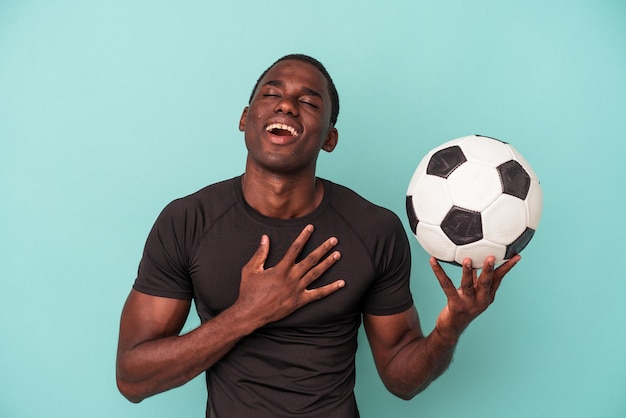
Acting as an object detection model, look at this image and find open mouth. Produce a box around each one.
[266,123,299,137]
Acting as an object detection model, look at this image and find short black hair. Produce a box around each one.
[248,54,340,126]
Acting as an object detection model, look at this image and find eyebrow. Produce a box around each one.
[263,80,322,98]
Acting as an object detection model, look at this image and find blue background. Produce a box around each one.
[1,1,625,417]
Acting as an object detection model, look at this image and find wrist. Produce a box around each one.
[432,324,461,348]
[221,302,266,336]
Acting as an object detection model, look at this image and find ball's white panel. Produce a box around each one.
[526,179,543,229]
[415,223,456,262]
[510,145,539,181]
[447,161,502,211]
[458,135,514,167]
[409,175,454,225]
[482,194,528,244]
[455,240,507,268]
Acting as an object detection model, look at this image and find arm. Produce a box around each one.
[116,225,344,403]
[116,290,249,403]
[364,255,520,400]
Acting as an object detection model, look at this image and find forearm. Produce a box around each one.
[382,327,459,400]
[116,304,260,403]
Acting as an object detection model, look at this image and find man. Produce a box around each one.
[116,54,519,417]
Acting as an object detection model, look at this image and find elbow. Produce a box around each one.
[116,376,146,404]
[383,376,429,401]
[395,391,417,401]
[116,377,148,404]
[116,361,149,404]
[390,386,422,401]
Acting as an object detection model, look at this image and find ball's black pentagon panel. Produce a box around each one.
[498,160,531,199]
[441,206,483,245]
[426,146,467,178]
[505,227,535,259]
[405,195,419,233]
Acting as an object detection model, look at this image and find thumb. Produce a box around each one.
[249,234,270,271]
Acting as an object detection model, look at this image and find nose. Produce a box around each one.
[274,95,298,116]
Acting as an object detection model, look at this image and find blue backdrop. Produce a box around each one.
[1,1,625,417]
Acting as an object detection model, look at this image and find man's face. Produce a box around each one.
[239,59,338,175]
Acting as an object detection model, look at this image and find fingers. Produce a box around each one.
[280,226,344,306]
[475,256,495,303]
[460,259,476,297]
[303,279,345,303]
[295,232,341,290]
[495,254,521,277]
[432,256,506,301]
[282,224,316,265]
[430,257,458,299]
[245,234,270,272]
[260,225,342,292]
[280,224,341,281]
[491,254,521,294]
[431,255,520,332]
[299,247,342,288]
[297,234,338,268]
[472,255,520,301]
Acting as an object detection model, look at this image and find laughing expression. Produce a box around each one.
[239,59,338,175]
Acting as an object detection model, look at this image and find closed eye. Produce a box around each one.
[299,99,319,108]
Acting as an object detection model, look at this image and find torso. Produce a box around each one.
[134,176,413,417]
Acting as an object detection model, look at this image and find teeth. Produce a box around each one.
[266,123,299,137]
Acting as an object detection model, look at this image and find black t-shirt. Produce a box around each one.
[134,176,414,418]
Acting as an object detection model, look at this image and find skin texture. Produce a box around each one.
[116,58,520,404]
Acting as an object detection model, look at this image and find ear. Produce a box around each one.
[322,126,338,153]
[239,107,249,132]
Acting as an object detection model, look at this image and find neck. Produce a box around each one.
[241,168,323,219]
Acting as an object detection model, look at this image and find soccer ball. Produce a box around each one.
[406,135,542,268]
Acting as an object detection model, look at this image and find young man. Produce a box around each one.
[116,54,519,417]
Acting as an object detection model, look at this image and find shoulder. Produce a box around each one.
[324,179,403,230]
[153,177,240,236]
[162,177,239,217]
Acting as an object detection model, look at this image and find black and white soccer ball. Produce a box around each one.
[406,135,542,268]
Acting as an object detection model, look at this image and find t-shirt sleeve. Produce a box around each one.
[362,211,414,316]
[132,200,195,300]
